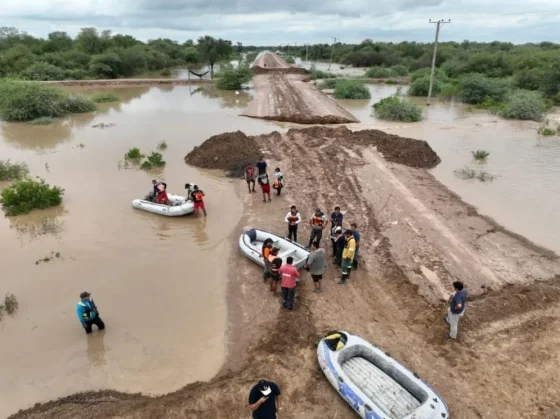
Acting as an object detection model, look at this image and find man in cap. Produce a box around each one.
[339,229,356,284]
[248,379,281,419]
[76,292,105,334]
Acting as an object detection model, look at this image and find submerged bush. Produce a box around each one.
[0,177,64,216]
[317,79,340,89]
[0,80,68,121]
[160,69,172,77]
[0,159,29,181]
[216,67,252,90]
[22,62,66,81]
[4,293,18,314]
[125,147,144,160]
[499,90,549,121]
[408,75,443,97]
[64,94,96,113]
[373,96,423,122]
[90,92,120,103]
[472,150,490,160]
[390,65,409,76]
[333,80,371,99]
[145,151,166,167]
[459,73,509,104]
[308,66,337,80]
[365,67,392,78]
[285,56,296,64]
[537,120,560,136]
[454,167,495,182]
[410,68,448,83]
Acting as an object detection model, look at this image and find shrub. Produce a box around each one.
[285,56,296,64]
[408,75,443,97]
[64,94,96,113]
[90,92,120,103]
[365,67,392,78]
[157,140,168,150]
[472,150,490,160]
[145,151,165,167]
[373,96,423,122]
[0,177,64,216]
[160,69,171,77]
[308,68,337,80]
[4,294,18,314]
[29,117,56,125]
[459,73,509,104]
[125,147,144,160]
[22,62,66,81]
[410,68,448,83]
[0,159,29,181]
[390,65,409,76]
[499,90,549,121]
[317,79,340,89]
[216,67,252,90]
[333,80,371,99]
[0,80,68,121]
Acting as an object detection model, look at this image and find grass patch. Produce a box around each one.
[125,147,144,160]
[90,92,120,103]
[0,159,29,181]
[64,94,96,113]
[472,150,490,160]
[454,167,495,182]
[373,96,423,122]
[157,140,168,151]
[29,117,56,125]
[333,80,371,100]
[0,177,64,216]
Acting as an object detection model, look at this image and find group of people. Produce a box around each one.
[145,179,207,217]
[245,156,285,203]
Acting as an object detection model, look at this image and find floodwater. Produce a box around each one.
[0,85,275,418]
[296,58,366,77]
[336,84,560,254]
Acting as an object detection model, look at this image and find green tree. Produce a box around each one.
[112,34,139,49]
[76,28,106,55]
[89,53,122,78]
[42,32,73,53]
[197,36,232,78]
[182,46,198,63]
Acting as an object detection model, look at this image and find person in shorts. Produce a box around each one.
[304,241,326,293]
[190,185,207,217]
[269,252,283,294]
[258,173,271,203]
[245,163,257,193]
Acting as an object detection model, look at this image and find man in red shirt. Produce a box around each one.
[278,256,300,311]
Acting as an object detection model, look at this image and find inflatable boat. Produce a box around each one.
[317,331,449,419]
[239,228,310,269]
[131,193,194,217]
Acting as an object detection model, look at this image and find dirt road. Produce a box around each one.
[242,73,359,124]
[14,126,560,419]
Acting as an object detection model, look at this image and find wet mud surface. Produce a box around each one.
[13,126,560,419]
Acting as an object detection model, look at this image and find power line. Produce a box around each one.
[427,19,450,105]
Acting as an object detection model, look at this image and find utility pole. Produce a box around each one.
[328,37,338,71]
[305,43,309,63]
[427,19,450,105]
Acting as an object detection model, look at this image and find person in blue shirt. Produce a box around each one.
[446,281,467,340]
[76,291,105,334]
[350,222,361,269]
[256,156,267,176]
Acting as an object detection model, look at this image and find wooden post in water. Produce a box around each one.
[328,37,338,71]
[427,19,450,105]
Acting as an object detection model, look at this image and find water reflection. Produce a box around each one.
[188,85,252,109]
[86,331,107,368]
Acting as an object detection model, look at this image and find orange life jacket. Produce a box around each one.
[193,191,204,202]
[273,179,280,188]
[263,247,271,259]
[311,215,324,227]
[287,214,299,223]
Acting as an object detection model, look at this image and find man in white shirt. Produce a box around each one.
[284,205,302,242]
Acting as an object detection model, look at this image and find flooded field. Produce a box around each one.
[0,85,275,418]
[336,85,560,254]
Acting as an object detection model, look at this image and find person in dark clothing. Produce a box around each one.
[76,291,105,334]
[333,227,345,265]
[351,222,361,269]
[256,156,267,176]
[285,205,302,242]
[446,281,468,340]
[330,206,344,228]
[261,239,274,281]
[308,208,327,248]
[248,379,281,419]
[269,254,283,293]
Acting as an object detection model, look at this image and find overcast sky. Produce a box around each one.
[1,0,559,45]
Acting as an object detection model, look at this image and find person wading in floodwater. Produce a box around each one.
[76,291,105,334]
[190,185,207,217]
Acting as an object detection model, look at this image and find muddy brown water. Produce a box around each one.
[336,84,560,254]
[0,85,276,418]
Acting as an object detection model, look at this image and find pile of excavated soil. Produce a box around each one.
[287,126,441,169]
[184,131,281,177]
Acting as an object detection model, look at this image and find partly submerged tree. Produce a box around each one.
[197,36,232,78]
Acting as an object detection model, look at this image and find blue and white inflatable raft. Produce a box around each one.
[317,331,449,419]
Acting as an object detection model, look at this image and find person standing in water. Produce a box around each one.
[245,163,257,193]
[285,205,301,242]
[258,173,272,203]
[76,292,105,334]
[190,185,207,217]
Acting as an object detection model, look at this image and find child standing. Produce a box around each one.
[273,167,284,196]
[258,173,271,203]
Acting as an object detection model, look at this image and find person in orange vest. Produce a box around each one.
[190,184,207,217]
[308,208,327,248]
[261,239,274,282]
[284,205,301,242]
[272,167,284,196]
[268,248,283,293]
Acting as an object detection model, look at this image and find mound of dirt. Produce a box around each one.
[287,126,441,169]
[184,131,282,177]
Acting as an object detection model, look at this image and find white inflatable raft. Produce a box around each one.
[131,193,194,217]
[317,331,449,419]
[239,228,310,269]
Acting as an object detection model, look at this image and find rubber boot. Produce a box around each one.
[339,274,348,284]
